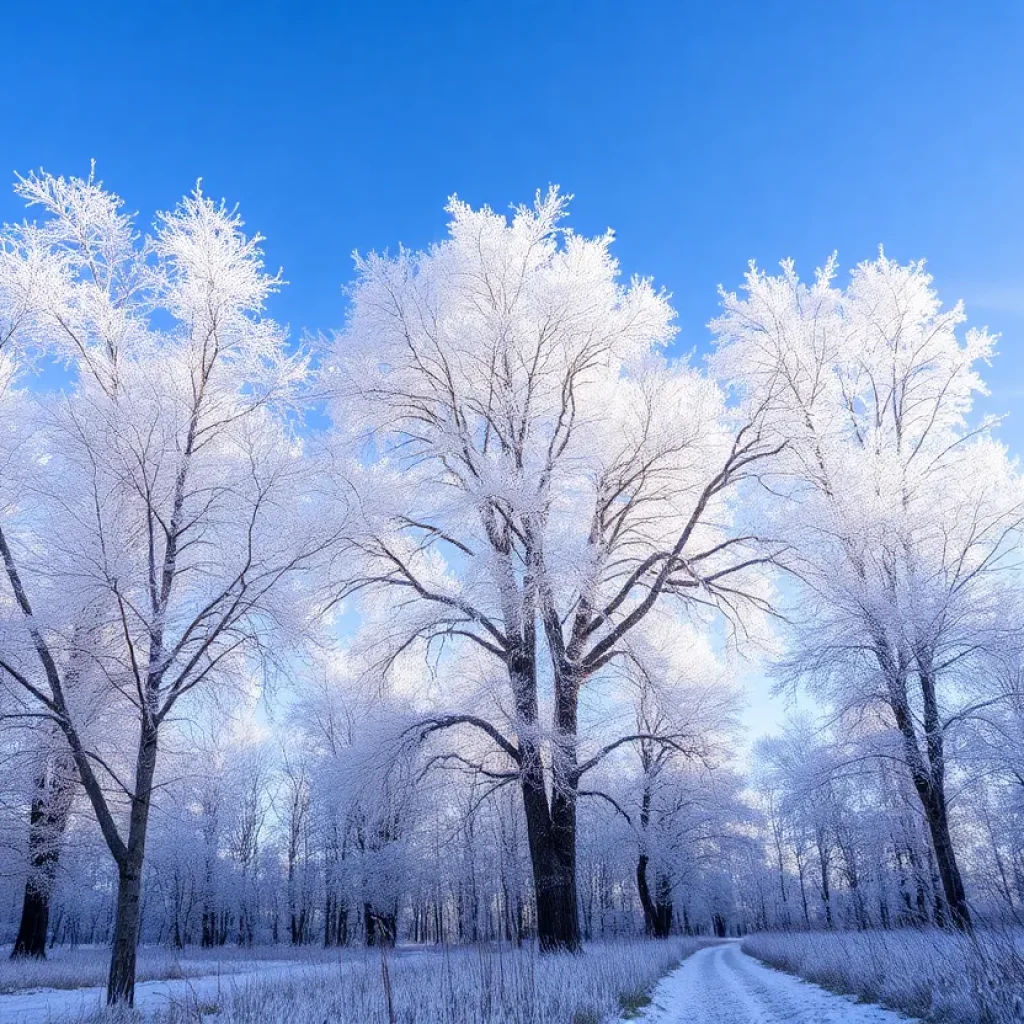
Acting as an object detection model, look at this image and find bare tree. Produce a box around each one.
[0,170,334,1001]
[715,253,1024,930]
[326,190,780,949]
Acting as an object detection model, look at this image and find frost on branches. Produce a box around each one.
[0,170,334,1004]
[1,172,1024,1022]
[714,253,1024,931]
[324,189,781,951]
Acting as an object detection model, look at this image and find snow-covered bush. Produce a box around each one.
[743,928,1024,1023]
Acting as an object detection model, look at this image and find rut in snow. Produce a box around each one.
[639,942,915,1024]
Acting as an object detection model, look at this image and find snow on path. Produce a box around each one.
[0,959,322,1023]
[638,941,915,1023]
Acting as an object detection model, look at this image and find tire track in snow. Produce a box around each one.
[637,941,916,1023]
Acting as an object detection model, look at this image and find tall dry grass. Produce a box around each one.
[61,938,709,1024]
[743,927,1024,1023]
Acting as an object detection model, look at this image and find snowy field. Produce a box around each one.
[0,939,709,1023]
[0,943,347,995]
[7,936,1007,1024]
[743,928,1024,1024]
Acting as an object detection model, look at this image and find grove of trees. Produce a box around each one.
[1,171,1022,1005]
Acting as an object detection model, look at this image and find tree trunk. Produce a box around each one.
[634,771,672,938]
[653,872,673,937]
[636,852,656,934]
[817,831,833,927]
[520,767,580,951]
[107,866,143,1005]
[510,649,581,953]
[106,725,159,1006]
[798,865,810,927]
[889,650,972,931]
[363,904,396,947]
[921,788,970,930]
[11,883,52,960]
[11,757,74,959]
[895,718,971,929]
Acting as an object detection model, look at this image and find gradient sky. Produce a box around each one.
[4,0,1023,737]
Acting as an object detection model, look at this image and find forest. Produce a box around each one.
[0,170,1022,1024]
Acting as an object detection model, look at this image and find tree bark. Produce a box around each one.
[11,760,73,959]
[11,883,51,960]
[636,855,673,937]
[106,724,159,1006]
[508,646,581,953]
[890,655,972,932]
[363,904,396,947]
[107,865,143,1004]
[520,759,580,951]
[919,783,970,930]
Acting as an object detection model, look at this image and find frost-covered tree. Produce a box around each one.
[0,170,333,1001]
[715,253,1024,929]
[577,624,740,937]
[326,190,779,949]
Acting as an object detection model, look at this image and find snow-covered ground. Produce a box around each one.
[0,939,700,1023]
[0,958,326,1023]
[638,941,915,1024]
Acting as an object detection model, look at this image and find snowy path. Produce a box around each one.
[638,941,915,1023]
[0,959,320,1023]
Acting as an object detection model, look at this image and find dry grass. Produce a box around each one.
[742,927,1024,1023]
[0,943,342,994]
[51,938,711,1024]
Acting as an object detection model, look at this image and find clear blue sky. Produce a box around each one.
[3,0,1023,440]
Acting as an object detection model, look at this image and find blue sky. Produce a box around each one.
[4,1,1023,421]
[5,0,1021,739]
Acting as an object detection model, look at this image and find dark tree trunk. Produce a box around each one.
[923,797,966,926]
[635,772,672,938]
[11,757,74,959]
[637,855,673,937]
[652,873,673,937]
[363,904,396,947]
[817,835,833,928]
[520,766,580,951]
[880,645,972,932]
[324,894,334,947]
[11,884,51,960]
[106,725,159,1006]
[509,648,581,953]
[201,909,216,948]
[107,865,143,1005]
[891,655,972,932]
[914,770,970,929]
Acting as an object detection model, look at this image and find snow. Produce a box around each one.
[0,940,697,1023]
[0,960,314,1023]
[637,941,916,1024]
